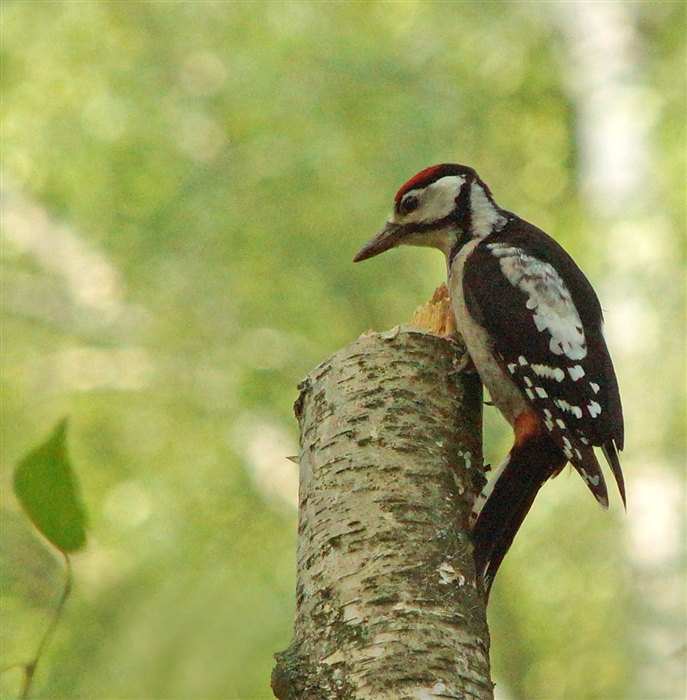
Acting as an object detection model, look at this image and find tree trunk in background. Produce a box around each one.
[273,292,493,700]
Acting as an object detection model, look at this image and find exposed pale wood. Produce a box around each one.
[409,283,458,337]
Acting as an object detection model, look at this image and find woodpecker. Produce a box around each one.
[354,163,625,597]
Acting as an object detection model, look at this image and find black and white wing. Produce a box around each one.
[463,217,625,506]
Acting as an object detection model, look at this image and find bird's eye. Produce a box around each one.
[398,195,420,216]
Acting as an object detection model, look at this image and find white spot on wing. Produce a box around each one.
[562,435,574,458]
[518,355,528,366]
[590,381,600,394]
[532,363,565,382]
[555,398,584,419]
[535,386,548,398]
[568,364,586,381]
[543,408,555,430]
[588,400,602,417]
[579,466,600,486]
[488,243,587,360]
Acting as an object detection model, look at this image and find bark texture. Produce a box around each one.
[273,326,493,700]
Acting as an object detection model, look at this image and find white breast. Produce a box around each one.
[448,239,528,426]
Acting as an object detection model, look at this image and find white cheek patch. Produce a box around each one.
[488,243,587,360]
[400,175,465,224]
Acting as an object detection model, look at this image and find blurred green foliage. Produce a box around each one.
[1,2,684,699]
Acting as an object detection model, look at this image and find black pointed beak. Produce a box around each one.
[353,222,404,262]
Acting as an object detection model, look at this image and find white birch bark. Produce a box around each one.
[273,321,493,700]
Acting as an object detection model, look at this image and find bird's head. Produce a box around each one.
[354,163,504,263]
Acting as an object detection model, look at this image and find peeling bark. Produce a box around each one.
[273,317,493,699]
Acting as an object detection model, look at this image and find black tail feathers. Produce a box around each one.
[472,436,567,599]
[602,441,626,508]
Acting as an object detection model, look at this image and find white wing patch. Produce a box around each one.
[488,243,587,360]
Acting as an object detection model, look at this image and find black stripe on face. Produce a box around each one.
[446,178,473,263]
[453,176,473,230]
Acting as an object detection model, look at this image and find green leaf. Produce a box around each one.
[13,419,88,553]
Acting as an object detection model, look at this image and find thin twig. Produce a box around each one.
[19,553,73,700]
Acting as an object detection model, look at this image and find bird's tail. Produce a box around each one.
[471,435,566,599]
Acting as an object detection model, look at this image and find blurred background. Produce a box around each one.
[1,2,684,698]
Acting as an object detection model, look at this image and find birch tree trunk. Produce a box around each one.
[273,291,493,700]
